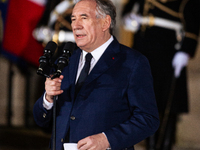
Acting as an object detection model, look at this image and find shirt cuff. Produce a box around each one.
[43,92,53,110]
[102,132,111,150]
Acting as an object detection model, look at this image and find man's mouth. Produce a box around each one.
[76,34,86,38]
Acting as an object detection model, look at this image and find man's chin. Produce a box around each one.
[76,42,86,49]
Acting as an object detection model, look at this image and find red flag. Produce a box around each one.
[2,0,45,66]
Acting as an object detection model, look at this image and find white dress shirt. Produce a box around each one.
[43,36,114,110]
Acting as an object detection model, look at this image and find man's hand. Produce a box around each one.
[77,133,110,150]
[45,75,64,103]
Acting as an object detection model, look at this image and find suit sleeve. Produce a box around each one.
[33,66,71,129]
[33,93,54,128]
[104,55,160,150]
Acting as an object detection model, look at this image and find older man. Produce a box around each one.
[33,0,159,150]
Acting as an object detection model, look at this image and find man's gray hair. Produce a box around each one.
[77,0,116,35]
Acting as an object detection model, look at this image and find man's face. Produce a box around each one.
[71,0,105,52]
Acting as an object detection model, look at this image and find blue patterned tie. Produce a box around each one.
[75,53,93,97]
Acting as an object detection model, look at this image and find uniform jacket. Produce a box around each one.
[122,0,200,113]
[33,37,159,150]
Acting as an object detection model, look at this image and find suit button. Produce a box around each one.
[70,116,76,120]
[61,138,64,142]
[43,113,46,118]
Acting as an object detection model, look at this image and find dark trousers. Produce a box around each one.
[146,114,177,150]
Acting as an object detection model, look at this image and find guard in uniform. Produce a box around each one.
[33,0,77,61]
[122,0,200,150]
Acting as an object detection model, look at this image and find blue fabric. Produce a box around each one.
[33,37,160,150]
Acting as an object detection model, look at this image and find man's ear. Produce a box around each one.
[102,15,111,32]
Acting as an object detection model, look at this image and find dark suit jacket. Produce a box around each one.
[33,37,159,150]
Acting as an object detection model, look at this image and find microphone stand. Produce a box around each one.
[37,66,58,150]
[52,95,58,150]
[156,75,177,149]
[37,42,74,150]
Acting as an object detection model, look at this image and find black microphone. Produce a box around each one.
[37,41,58,77]
[51,42,75,79]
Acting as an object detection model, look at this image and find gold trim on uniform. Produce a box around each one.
[53,10,59,16]
[148,15,155,26]
[179,0,190,29]
[185,32,198,41]
[142,0,183,31]
[142,0,152,31]
[159,0,178,3]
[143,0,151,16]
[147,0,181,18]
[57,16,72,31]
[52,32,59,44]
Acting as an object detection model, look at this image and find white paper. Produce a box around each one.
[63,143,78,150]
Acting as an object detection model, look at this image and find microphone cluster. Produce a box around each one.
[37,41,75,79]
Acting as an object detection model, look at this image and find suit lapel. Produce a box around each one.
[87,40,121,84]
[68,49,82,101]
[75,38,122,100]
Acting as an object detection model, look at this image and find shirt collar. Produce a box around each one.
[81,36,114,62]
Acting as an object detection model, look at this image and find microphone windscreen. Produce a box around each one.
[44,41,58,54]
[63,42,75,53]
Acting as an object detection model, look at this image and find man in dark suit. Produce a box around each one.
[33,0,159,150]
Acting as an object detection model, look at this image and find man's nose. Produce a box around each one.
[72,20,83,30]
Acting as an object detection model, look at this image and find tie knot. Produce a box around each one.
[85,53,92,62]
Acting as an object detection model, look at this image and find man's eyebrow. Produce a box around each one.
[80,14,88,17]
[71,14,88,18]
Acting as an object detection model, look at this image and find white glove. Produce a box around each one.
[123,13,141,32]
[48,0,75,26]
[172,51,190,78]
[58,30,75,42]
[32,26,53,44]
